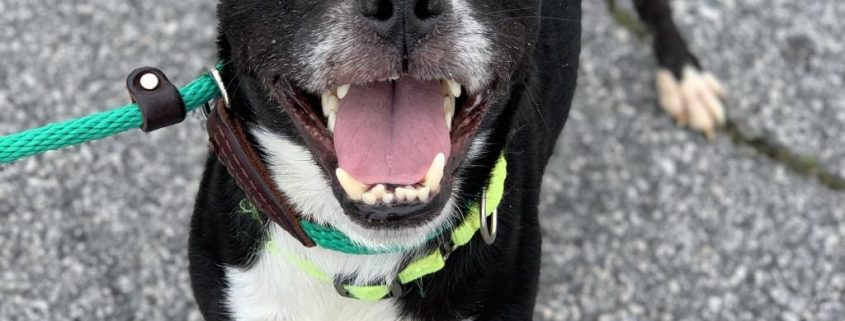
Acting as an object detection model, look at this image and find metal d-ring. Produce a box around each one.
[206,65,230,109]
[479,189,498,245]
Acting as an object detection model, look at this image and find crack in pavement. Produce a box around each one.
[724,120,845,191]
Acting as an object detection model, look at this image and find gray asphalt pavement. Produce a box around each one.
[1,0,843,320]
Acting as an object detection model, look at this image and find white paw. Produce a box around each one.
[655,66,726,140]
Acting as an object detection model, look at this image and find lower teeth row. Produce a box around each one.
[335,153,446,205]
[361,184,432,205]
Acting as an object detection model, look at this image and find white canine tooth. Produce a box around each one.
[336,168,367,201]
[321,91,331,116]
[336,84,350,99]
[443,80,461,97]
[362,192,377,205]
[383,193,395,204]
[424,153,446,193]
[418,187,431,202]
[444,97,455,130]
[322,93,340,117]
[404,186,418,201]
[328,110,337,132]
[371,184,387,198]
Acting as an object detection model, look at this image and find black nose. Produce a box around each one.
[357,0,447,57]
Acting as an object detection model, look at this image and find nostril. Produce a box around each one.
[414,0,445,20]
[358,0,394,21]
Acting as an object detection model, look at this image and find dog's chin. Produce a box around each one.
[258,74,497,242]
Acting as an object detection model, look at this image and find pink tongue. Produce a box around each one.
[334,78,450,185]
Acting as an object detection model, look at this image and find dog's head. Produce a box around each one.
[217,0,540,248]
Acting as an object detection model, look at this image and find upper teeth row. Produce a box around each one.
[336,153,446,205]
[321,80,462,133]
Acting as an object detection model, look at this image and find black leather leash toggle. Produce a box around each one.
[126,66,187,132]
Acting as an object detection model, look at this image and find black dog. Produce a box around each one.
[190,0,724,320]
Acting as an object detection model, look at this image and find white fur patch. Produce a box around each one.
[225,225,408,321]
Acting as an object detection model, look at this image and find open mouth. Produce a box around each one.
[270,76,492,227]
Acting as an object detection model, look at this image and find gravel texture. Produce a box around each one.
[0,1,842,320]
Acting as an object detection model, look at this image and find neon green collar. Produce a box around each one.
[240,154,508,301]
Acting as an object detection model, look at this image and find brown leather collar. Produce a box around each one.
[207,100,316,247]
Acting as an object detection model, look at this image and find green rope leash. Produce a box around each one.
[239,198,418,255]
[0,66,222,164]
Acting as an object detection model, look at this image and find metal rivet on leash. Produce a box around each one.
[479,189,498,245]
[139,73,160,90]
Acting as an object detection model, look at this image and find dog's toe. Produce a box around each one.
[655,66,727,140]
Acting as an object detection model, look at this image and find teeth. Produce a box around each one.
[327,110,337,132]
[404,186,419,201]
[336,168,368,201]
[383,193,395,204]
[395,188,407,202]
[347,184,438,204]
[418,187,431,202]
[444,97,455,130]
[338,158,445,205]
[322,92,340,117]
[362,192,378,205]
[336,84,350,99]
[424,153,446,193]
[371,184,386,198]
[443,80,461,97]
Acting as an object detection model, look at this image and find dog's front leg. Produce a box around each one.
[633,0,727,140]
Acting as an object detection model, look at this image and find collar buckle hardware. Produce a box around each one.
[439,239,456,261]
[333,277,403,300]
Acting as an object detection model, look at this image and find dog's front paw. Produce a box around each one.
[655,66,726,140]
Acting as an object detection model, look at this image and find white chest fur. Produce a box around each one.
[224,225,410,321]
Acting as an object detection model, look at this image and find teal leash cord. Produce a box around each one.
[0,66,222,164]
[238,199,416,255]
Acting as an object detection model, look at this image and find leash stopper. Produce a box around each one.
[126,66,186,132]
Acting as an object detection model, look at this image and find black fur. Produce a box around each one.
[633,0,703,78]
[190,0,699,320]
